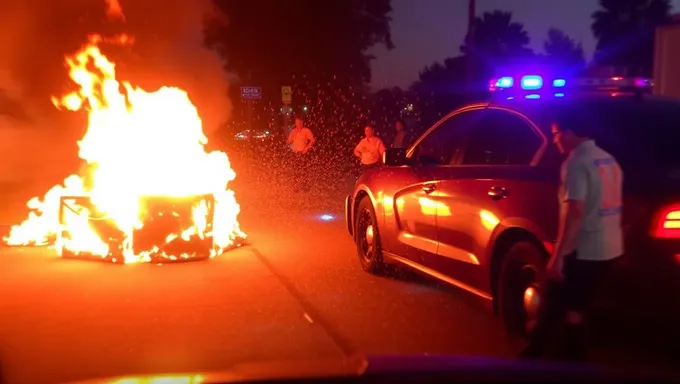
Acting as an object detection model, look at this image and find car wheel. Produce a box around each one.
[354,197,386,274]
[498,241,546,337]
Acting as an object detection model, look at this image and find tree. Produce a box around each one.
[368,86,409,131]
[410,11,533,126]
[204,0,394,99]
[411,57,468,93]
[543,28,586,69]
[460,10,533,78]
[592,0,672,76]
[409,56,471,127]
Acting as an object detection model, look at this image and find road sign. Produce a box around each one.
[281,86,292,104]
[240,87,262,100]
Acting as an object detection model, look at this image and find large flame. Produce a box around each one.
[3,35,245,263]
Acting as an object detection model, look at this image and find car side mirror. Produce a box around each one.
[383,148,407,166]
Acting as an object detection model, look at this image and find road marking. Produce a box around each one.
[250,247,357,358]
[303,312,314,324]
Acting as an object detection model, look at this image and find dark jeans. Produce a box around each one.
[292,152,311,190]
[523,252,619,361]
[361,162,380,171]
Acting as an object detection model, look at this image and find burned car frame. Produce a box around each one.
[58,194,217,263]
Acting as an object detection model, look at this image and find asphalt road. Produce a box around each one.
[0,148,677,384]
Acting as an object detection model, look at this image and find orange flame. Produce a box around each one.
[3,36,245,263]
[104,0,126,21]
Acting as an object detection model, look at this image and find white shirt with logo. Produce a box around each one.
[355,137,386,165]
[559,140,623,261]
[288,127,314,153]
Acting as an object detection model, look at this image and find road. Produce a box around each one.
[0,149,677,384]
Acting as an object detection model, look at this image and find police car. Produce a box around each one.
[345,73,680,335]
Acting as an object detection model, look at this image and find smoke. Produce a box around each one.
[0,0,231,195]
[108,0,232,135]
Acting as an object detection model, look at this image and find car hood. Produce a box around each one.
[65,354,652,383]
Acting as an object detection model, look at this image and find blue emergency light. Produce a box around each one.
[521,75,542,90]
[553,79,566,87]
[495,77,513,88]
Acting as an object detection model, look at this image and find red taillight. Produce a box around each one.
[651,204,680,238]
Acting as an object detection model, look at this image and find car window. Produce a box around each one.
[504,112,543,165]
[411,109,484,166]
[461,110,541,166]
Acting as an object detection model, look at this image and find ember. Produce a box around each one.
[3,35,246,263]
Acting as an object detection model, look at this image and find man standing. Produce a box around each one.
[521,117,623,361]
[392,119,410,149]
[354,125,386,170]
[287,117,315,190]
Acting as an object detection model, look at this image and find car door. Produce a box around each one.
[424,107,549,293]
[385,108,484,265]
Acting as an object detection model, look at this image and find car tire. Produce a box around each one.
[354,197,386,274]
[497,241,546,337]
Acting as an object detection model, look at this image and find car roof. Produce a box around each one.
[473,94,680,128]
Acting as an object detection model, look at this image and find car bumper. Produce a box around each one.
[604,240,680,319]
[345,195,353,237]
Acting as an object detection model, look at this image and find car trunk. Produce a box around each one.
[614,171,680,317]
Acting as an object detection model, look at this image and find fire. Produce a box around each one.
[3,35,245,263]
[104,0,125,21]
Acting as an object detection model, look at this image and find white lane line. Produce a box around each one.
[303,312,314,324]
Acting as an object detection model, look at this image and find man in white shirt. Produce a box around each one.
[521,115,623,361]
[288,118,314,153]
[353,125,385,170]
[287,118,315,190]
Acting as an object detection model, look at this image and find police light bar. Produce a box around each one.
[572,76,652,90]
[488,75,652,98]
[489,75,565,91]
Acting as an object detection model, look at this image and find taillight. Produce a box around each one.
[651,204,680,238]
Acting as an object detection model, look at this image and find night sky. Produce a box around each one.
[371,0,680,88]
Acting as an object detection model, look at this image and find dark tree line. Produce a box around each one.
[203,0,394,151]
[407,1,672,128]
[202,0,673,140]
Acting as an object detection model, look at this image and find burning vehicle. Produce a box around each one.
[3,35,246,263]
